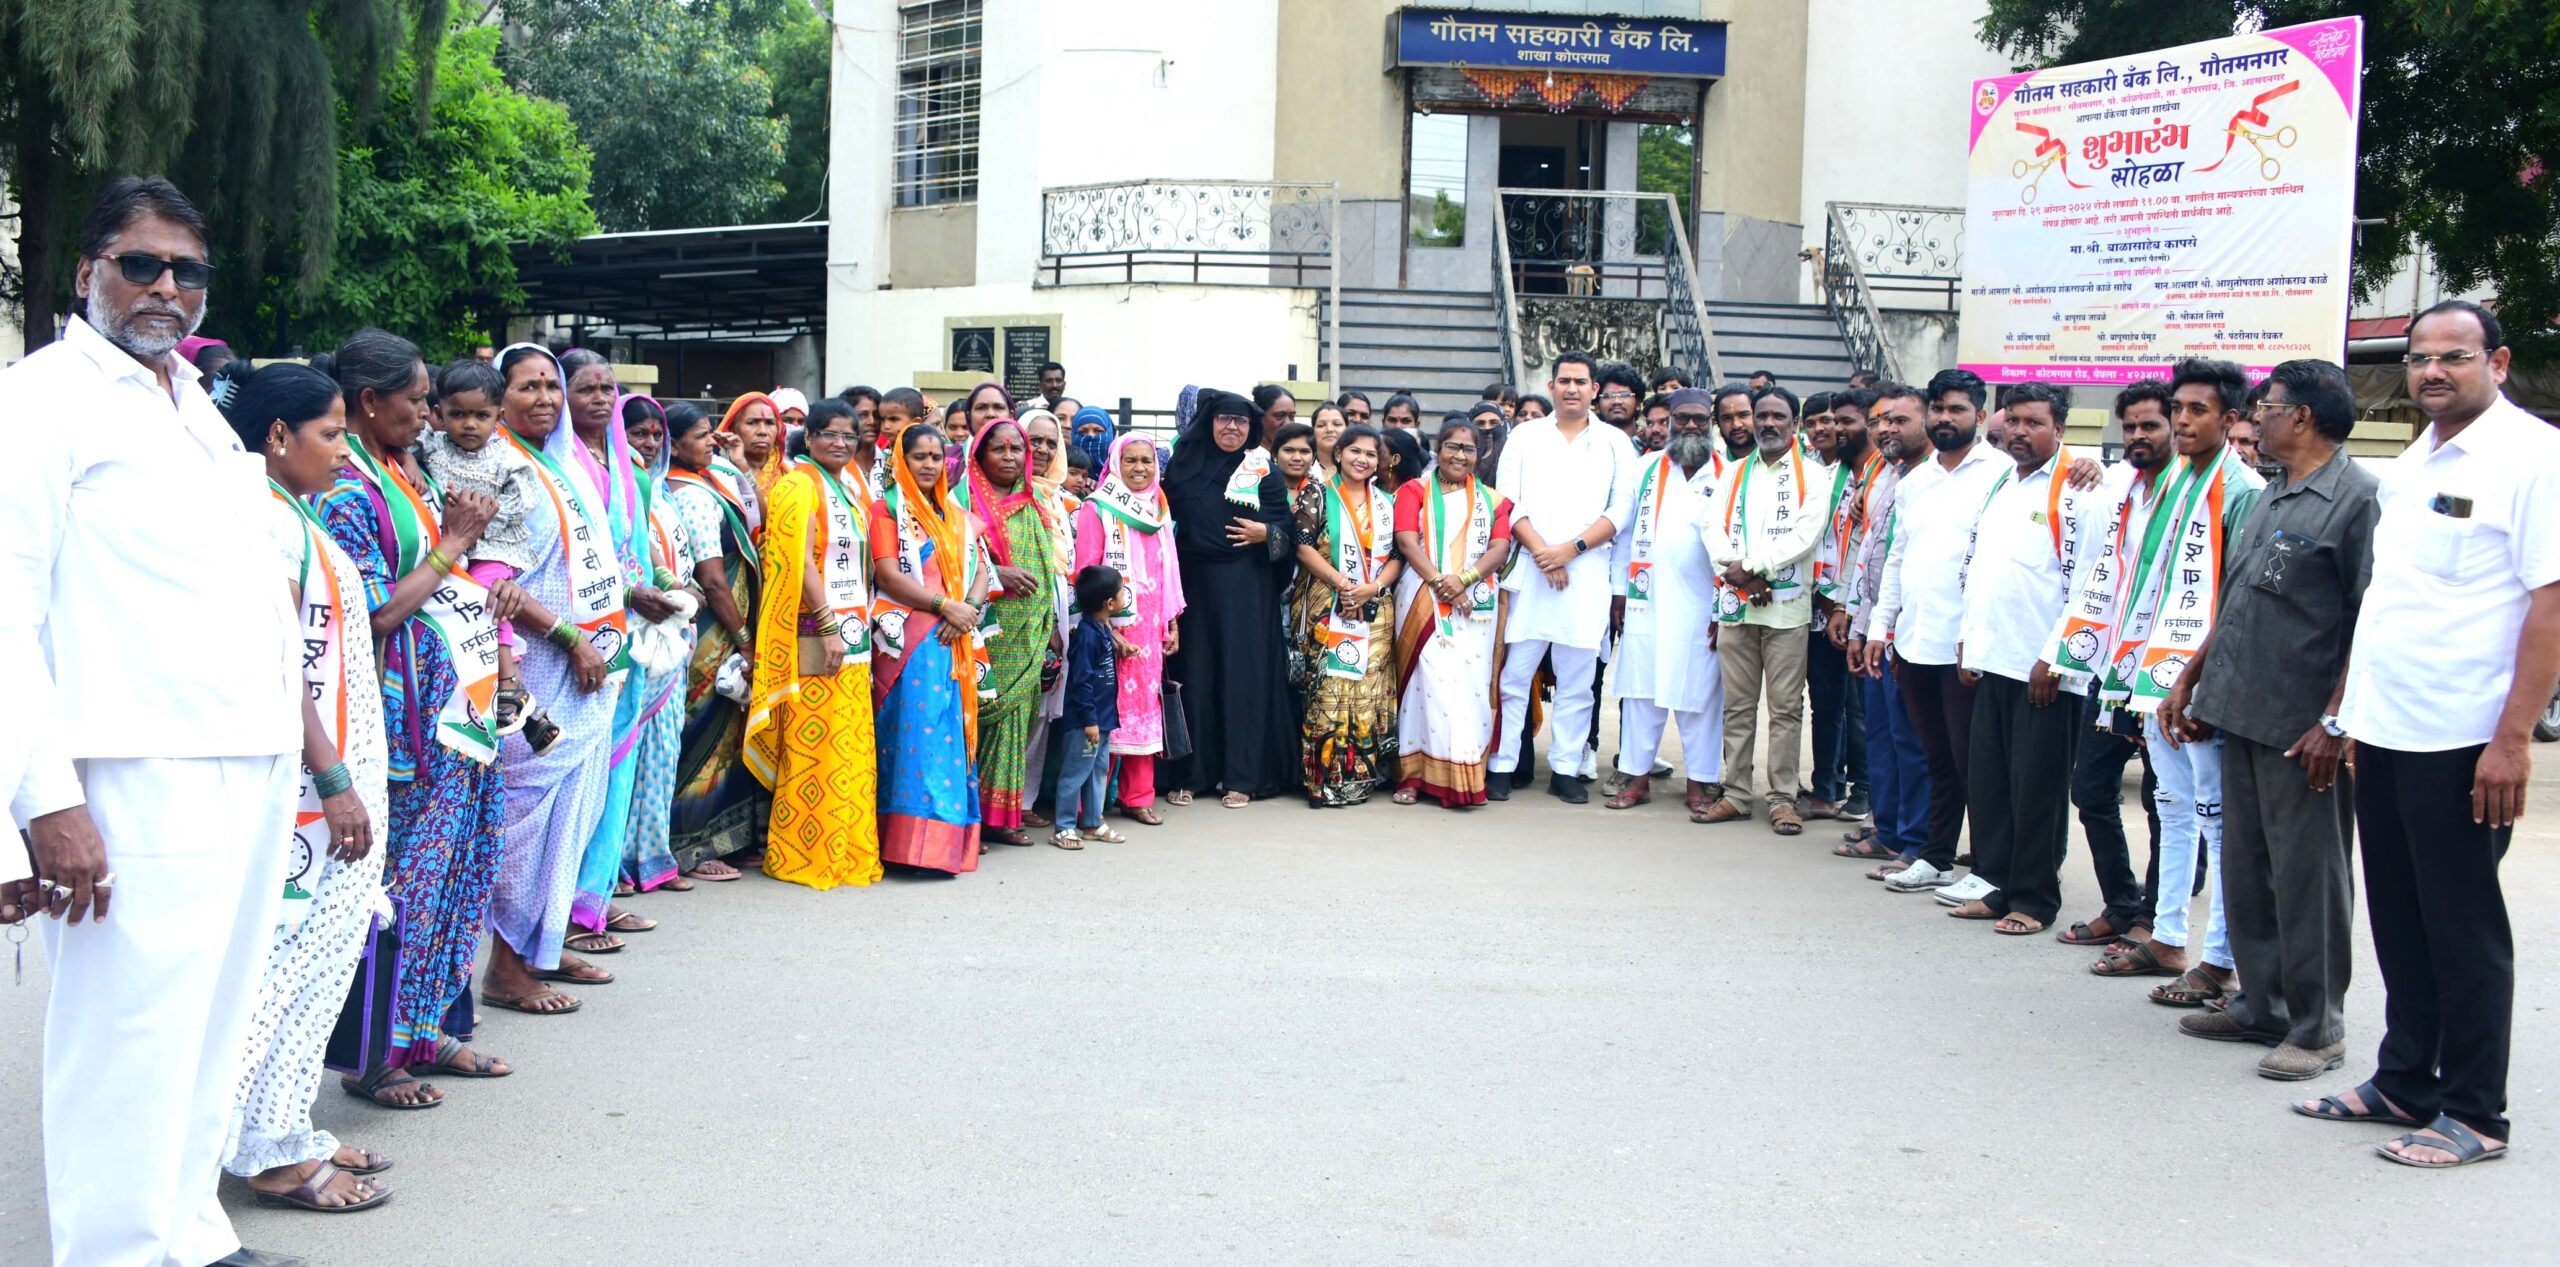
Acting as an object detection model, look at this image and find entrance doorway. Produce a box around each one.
[1498,115,1608,293]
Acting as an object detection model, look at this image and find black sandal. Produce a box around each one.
[2292,1080,2422,1127]
[2377,1115,2508,1168]
[339,1065,441,1110]
[428,1036,510,1078]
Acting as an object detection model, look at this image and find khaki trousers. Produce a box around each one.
[1715,621,1808,810]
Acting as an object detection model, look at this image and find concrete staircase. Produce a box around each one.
[1319,288,1507,417]
[1702,300,1857,392]
[1314,290,1863,413]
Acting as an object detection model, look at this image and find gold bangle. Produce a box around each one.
[423,546,455,576]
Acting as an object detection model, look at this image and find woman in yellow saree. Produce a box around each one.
[743,400,882,889]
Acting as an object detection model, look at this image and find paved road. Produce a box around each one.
[6,739,2558,1265]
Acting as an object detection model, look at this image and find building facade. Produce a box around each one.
[824,0,2012,413]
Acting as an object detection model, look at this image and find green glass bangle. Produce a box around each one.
[312,762,354,798]
[547,620,582,651]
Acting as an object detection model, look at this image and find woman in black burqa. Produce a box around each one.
[1161,387,1300,806]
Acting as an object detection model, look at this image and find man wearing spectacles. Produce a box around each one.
[1593,361,1646,446]
[2299,300,2560,1168]
[1,178,307,1266]
[2159,358,2376,1082]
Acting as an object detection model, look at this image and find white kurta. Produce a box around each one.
[1612,454,1724,713]
[1493,414,1638,651]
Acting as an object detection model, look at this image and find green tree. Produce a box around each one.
[1980,0,2560,364]
[218,26,595,358]
[761,0,830,222]
[0,0,449,348]
[508,0,789,231]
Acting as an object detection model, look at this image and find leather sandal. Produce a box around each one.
[251,1161,392,1213]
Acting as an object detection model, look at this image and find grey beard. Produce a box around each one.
[87,283,199,361]
[1667,431,1716,470]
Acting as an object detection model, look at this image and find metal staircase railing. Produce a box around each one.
[1490,187,1721,387]
[1821,200,1901,384]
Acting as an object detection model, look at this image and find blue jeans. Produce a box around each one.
[1055,729,1113,830]
[1806,629,1866,802]
[1861,669,1928,857]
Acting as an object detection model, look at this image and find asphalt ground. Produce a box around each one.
[6,723,2558,1265]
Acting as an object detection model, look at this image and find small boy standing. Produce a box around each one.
[1054,565,1127,849]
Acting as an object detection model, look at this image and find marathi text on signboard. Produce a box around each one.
[1392,9,1726,78]
[950,326,996,375]
[1002,326,1053,405]
[1957,18,2363,385]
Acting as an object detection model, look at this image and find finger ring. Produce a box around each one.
[96,871,115,888]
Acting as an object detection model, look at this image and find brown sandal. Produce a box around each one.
[1121,805,1164,825]
[1993,913,2046,935]
[481,985,582,1015]
[1945,899,1998,920]
[1604,784,1651,810]
[2056,913,2142,946]
[563,930,624,955]
[687,860,743,882]
[2150,966,2230,1008]
[1833,837,1897,860]
[1766,801,1805,836]
[428,1037,510,1078]
[251,1161,392,1214]
[2090,940,2182,978]
[603,910,656,933]
[1692,799,1746,825]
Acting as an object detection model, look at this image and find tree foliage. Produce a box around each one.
[761,0,829,222]
[218,26,595,359]
[0,0,449,345]
[1979,0,2560,365]
[507,0,791,231]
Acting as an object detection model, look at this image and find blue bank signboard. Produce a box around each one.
[1390,9,1728,78]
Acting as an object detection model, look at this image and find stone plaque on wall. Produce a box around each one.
[950,326,996,375]
[941,314,1063,403]
[1002,326,1053,403]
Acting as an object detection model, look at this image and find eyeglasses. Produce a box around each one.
[101,252,213,290]
[2403,349,2484,369]
[1670,411,1716,425]
[2249,400,2305,419]
[811,430,860,443]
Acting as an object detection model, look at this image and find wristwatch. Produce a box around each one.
[2319,713,2347,738]
[1572,538,1590,555]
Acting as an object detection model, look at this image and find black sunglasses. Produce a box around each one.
[102,252,213,290]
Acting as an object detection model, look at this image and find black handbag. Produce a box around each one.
[1160,678,1194,761]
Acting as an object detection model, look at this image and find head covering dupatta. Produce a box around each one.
[719,391,791,510]
[882,429,983,752]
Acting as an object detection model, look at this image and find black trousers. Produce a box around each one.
[2357,742,2514,1139]
[2069,693,2158,924]
[1966,674,2082,924]
[1806,629,1866,803]
[1896,659,1975,871]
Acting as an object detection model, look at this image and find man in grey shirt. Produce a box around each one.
[2162,358,2377,1081]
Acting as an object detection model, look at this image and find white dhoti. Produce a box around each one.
[1616,695,1724,783]
[40,752,293,1267]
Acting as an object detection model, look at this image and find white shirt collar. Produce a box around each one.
[2420,392,2538,459]
[62,314,199,389]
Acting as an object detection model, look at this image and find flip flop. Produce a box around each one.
[1993,915,2046,936]
[251,1161,392,1214]
[337,1149,394,1176]
[604,910,656,933]
[1050,833,1085,850]
[1833,838,1897,860]
[481,985,583,1016]
[686,861,743,882]
[563,931,624,955]
[534,963,614,986]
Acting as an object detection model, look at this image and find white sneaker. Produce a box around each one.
[1884,861,1953,892]
[1933,874,1996,905]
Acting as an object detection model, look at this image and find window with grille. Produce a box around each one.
[895,0,982,207]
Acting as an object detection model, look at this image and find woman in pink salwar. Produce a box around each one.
[1072,434,1186,824]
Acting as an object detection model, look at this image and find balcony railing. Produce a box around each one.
[1036,178,1340,387]
[1828,202,1963,311]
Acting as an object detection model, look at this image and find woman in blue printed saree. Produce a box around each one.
[869,421,992,872]
[317,333,510,1105]
[663,400,768,879]
[617,392,704,895]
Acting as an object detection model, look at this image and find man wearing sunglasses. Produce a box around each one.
[1,177,307,1267]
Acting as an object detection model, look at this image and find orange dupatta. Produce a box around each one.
[719,392,790,513]
[885,435,982,752]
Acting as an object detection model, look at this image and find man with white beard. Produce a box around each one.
[1604,388,1727,816]
[0,177,304,1267]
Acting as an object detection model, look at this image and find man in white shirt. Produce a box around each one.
[1492,352,1638,805]
[1700,386,1832,832]
[1945,383,2096,934]
[1604,388,1726,816]
[2301,301,2560,1168]
[0,178,304,1267]
[1864,370,2008,891]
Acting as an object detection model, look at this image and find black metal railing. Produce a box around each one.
[1828,201,1963,311]
[1494,188,1720,383]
